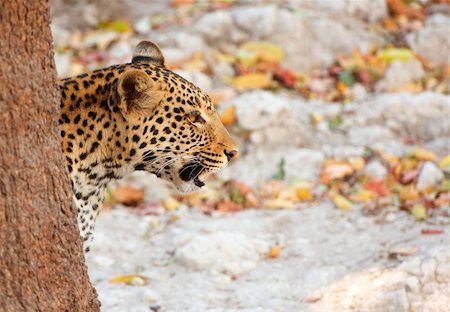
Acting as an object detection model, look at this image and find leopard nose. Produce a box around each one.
[224,149,238,161]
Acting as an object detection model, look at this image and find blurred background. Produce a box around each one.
[51,1,449,311]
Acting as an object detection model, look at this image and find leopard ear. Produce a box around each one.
[132,41,167,68]
[117,69,164,114]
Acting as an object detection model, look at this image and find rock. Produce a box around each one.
[193,5,382,73]
[362,288,410,312]
[233,91,291,131]
[364,160,388,179]
[231,6,278,38]
[348,126,394,146]
[283,149,325,181]
[416,161,444,191]
[54,52,71,78]
[134,16,151,34]
[436,262,450,283]
[219,147,324,187]
[420,258,437,284]
[375,58,425,92]
[346,93,450,142]
[272,8,382,72]
[294,0,388,22]
[194,10,234,42]
[175,232,268,276]
[406,14,450,64]
[108,41,132,60]
[174,70,212,91]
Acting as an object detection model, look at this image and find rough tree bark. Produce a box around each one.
[0,0,100,311]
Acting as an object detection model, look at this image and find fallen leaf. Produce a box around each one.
[162,197,181,211]
[320,161,354,184]
[296,187,313,201]
[377,48,414,63]
[216,200,241,212]
[112,186,144,206]
[363,179,390,197]
[413,148,437,161]
[110,274,149,286]
[264,199,295,209]
[411,204,427,221]
[388,246,418,259]
[232,73,271,89]
[421,228,444,235]
[237,41,284,66]
[439,155,450,172]
[267,245,283,258]
[398,187,420,202]
[220,105,236,126]
[333,195,353,212]
[274,68,297,88]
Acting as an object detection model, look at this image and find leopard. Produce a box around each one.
[58,41,238,252]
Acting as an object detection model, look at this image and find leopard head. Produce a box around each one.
[116,41,238,192]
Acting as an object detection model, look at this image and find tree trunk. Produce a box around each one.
[0,1,100,311]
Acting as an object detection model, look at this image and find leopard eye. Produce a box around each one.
[187,111,206,125]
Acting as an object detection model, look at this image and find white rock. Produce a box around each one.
[407,15,450,64]
[231,5,278,38]
[364,160,388,179]
[142,288,159,305]
[174,70,212,91]
[416,161,444,191]
[284,149,325,181]
[54,52,71,78]
[134,16,151,34]
[194,11,234,41]
[295,0,388,22]
[348,126,394,146]
[399,257,422,276]
[233,91,291,130]
[109,41,132,60]
[175,232,269,276]
[375,58,425,92]
[363,288,410,312]
[420,258,437,283]
[405,276,420,293]
[436,262,450,283]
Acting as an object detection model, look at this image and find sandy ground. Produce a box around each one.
[87,203,450,312]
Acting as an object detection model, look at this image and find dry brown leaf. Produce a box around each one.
[220,105,237,126]
[267,245,283,258]
[112,186,144,206]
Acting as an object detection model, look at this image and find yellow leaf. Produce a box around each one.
[377,48,414,63]
[411,204,427,221]
[413,148,436,161]
[349,157,366,171]
[295,187,313,201]
[220,105,236,126]
[333,195,353,211]
[238,41,284,66]
[352,189,373,202]
[439,155,450,172]
[264,199,294,209]
[398,187,420,202]
[110,274,149,285]
[232,73,271,89]
[162,197,181,211]
[267,245,283,258]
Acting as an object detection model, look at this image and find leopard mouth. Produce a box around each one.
[179,161,206,188]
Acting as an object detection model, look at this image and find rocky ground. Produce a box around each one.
[51,1,450,311]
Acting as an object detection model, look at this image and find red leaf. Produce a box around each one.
[421,228,444,235]
[363,179,390,197]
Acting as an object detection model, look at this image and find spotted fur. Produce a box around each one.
[59,41,238,252]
